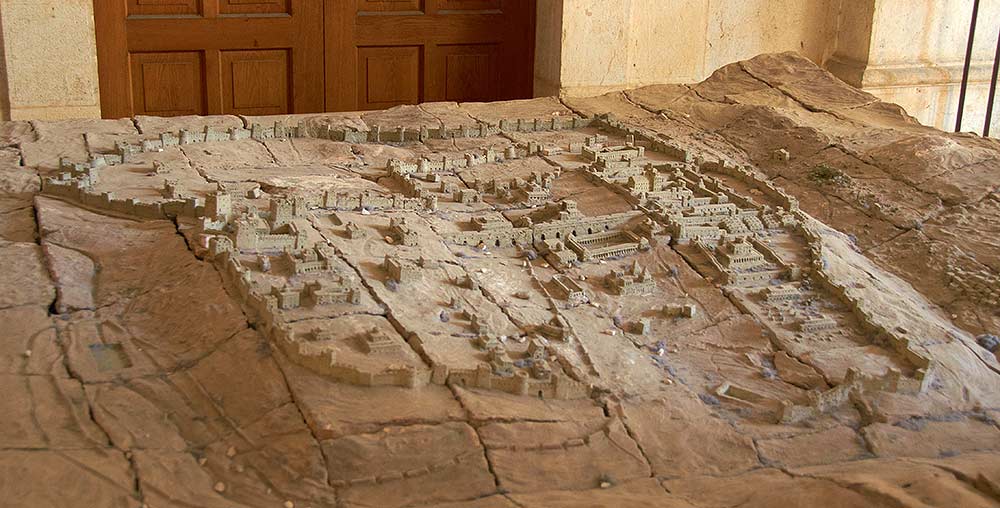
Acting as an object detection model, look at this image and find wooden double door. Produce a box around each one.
[95,0,536,118]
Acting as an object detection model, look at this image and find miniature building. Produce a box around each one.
[799,315,838,333]
[527,337,548,360]
[476,335,503,350]
[359,327,402,354]
[537,315,571,341]
[488,347,515,376]
[566,230,649,261]
[551,274,588,305]
[583,143,645,165]
[531,359,552,379]
[664,303,697,318]
[646,171,770,244]
[470,313,493,336]
[345,221,366,239]
[232,210,308,253]
[162,180,179,199]
[537,239,578,268]
[631,318,652,335]
[283,246,332,274]
[515,183,551,205]
[718,238,767,270]
[309,326,337,342]
[205,191,232,220]
[454,188,482,204]
[304,279,361,306]
[626,166,668,194]
[765,285,801,303]
[472,213,511,231]
[270,196,307,228]
[444,213,533,248]
[388,216,419,246]
[208,235,233,257]
[456,274,480,290]
[510,173,554,205]
[383,254,419,283]
[606,260,656,295]
[271,285,301,310]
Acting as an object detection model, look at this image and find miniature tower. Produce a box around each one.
[270,197,297,228]
[206,191,232,221]
[505,145,518,160]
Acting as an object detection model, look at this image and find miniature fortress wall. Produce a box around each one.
[797,220,936,387]
[39,110,938,405]
[41,114,594,220]
[213,247,590,398]
[217,251,430,389]
[776,367,913,424]
[405,331,590,400]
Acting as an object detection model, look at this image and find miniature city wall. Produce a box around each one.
[38,108,943,410]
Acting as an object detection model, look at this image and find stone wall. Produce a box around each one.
[535,0,842,96]
[0,0,101,120]
[828,0,1000,135]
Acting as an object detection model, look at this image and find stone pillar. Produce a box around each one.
[826,0,1000,134]
[0,0,101,120]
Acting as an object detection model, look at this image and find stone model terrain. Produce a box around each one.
[1,53,999,507]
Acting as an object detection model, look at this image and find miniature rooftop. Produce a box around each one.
[2,53,999,508]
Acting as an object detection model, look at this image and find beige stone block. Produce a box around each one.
[558,0,631,96]
[704,0,840,75]
[627,0,708,85]
[0,0,101,121]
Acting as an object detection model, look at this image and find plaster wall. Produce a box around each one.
[533,0,565,97]
[0,0,101,120]
[544,0,843,97]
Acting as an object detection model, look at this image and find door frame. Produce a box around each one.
[94,1,129,119]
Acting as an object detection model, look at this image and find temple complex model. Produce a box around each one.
[14,55,1000,506]
[39,107,949,409]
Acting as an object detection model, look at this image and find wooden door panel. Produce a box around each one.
[219,0,290,15]
[438,44,498,102]
[129,52,205,116]
[221,50,290,115]
[353,15,502,45]
[127,0,201,16]
[436,0,502,11]
[97,0,322,118]
[97,1,532,117]
[126,18,298,51]
[359,0,424,13]
[357,46,422,110]
[328,0,535,111]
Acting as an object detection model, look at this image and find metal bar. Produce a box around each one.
[984,28,1000,136]
[956,0,980,132]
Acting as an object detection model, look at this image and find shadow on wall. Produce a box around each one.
[0,7,10,122]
